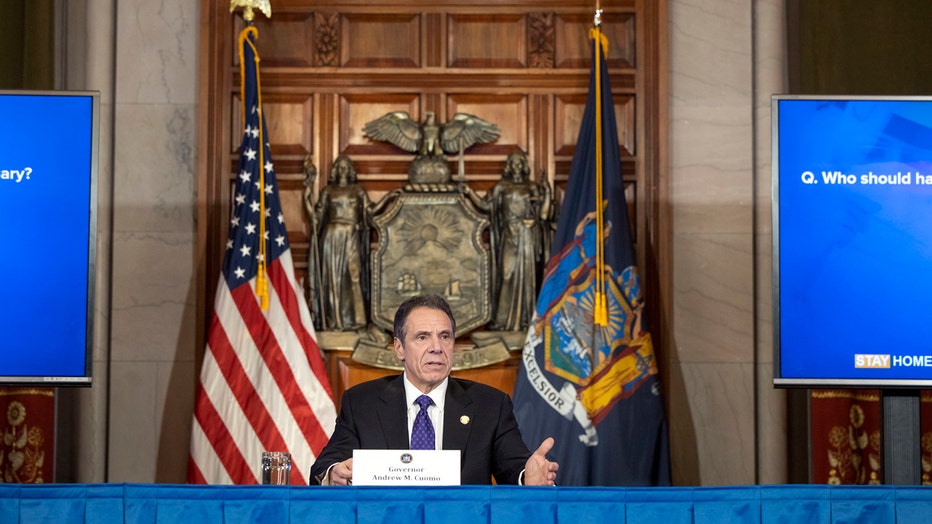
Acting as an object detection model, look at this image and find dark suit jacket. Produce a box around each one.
[310,375,532,485]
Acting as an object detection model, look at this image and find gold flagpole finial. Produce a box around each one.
[230,0,272,22]
[594,8,603,28]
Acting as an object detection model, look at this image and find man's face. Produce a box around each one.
[393,306,454,393]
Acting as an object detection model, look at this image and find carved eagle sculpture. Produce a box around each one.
[363,111,500,158]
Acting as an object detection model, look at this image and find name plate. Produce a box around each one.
[352,449,461,486]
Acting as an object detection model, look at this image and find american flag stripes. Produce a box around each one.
[188,25,336,485]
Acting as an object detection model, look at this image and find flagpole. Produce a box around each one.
[591,5,608,326]
[237,27,269,310]
[233,0,274,310]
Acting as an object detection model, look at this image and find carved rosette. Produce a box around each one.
[528,12,555,69]
[315,12,340,66]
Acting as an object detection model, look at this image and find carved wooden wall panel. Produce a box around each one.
[198,0,669,406]
[554,93,635,155]
[447,14,527,68]
[554,12,635,68]
[448,94,528,156]
[343,14,421,68]
[248,12,314,67]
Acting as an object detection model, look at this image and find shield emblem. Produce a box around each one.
[370,188,491,336]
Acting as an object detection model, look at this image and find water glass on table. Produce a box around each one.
[261,451,292,485]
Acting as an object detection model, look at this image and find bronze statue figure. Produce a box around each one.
[302,157,324,330]
[311,155,371,331]
[363,111,500,184]
[486,151,553,331]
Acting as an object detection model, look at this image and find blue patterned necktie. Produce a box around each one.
[410,395,435,450]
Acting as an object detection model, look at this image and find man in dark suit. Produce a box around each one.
[310,293,559,485]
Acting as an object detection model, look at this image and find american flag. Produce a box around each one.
[188,25,336,485]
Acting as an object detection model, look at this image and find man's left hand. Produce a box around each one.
[523,437,559,486]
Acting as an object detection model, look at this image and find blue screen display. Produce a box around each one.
[775,97,932,386]
[0,91,97,384]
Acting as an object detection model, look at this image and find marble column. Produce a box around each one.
[62,0,199,483]
[57,0,115,484]
[669,0,787,485]
[106,0,199,483]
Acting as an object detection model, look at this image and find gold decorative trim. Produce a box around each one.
[811,390,881,402]
[0,389,54,398]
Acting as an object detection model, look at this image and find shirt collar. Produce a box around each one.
[402,373,448,409]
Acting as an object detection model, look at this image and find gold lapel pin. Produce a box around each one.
[460,415,470,425]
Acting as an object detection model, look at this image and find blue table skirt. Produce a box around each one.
[1,484,930,524]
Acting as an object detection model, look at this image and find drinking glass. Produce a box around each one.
[261,451,292,485]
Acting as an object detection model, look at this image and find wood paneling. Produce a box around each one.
[447,14,526,68]
[236,12,314,67]
[231,94,313,157]
[554,93,635,156]
[198,0,669,409]
[340,94,421,155]
[313,12,340,67]
[342,14,421,68]
[447,94,528,157]
[555,12,635,69]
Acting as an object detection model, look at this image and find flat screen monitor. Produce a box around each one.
[0,90,99,385]
[773,95,932,388]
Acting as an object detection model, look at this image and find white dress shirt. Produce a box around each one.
[402,373,448,450]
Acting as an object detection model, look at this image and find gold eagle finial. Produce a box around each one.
[230,0,272,22]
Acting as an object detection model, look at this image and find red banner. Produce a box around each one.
[0,388,55,483]
[810,390,882,484]
[810,389,932,485]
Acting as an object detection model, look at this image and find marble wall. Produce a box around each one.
[668,0,786,485]
[65,0,199,483]
[64,0,788,485]
[106,0,199,483]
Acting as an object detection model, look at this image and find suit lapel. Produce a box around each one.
[377,375,410,449]
[442,379,473,452]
